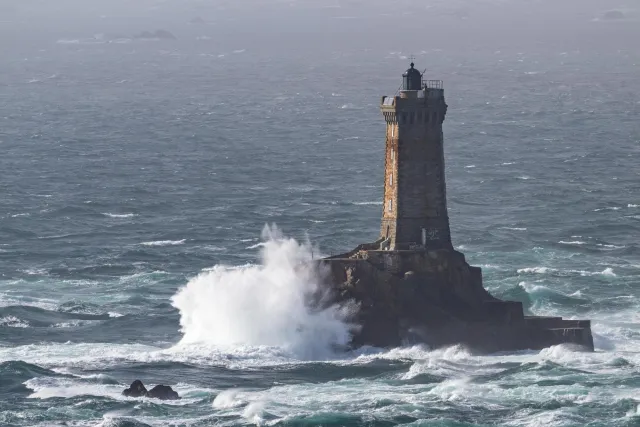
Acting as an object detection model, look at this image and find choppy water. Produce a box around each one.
[1,2,640,426]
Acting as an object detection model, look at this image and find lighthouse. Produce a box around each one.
[319,62,594,352]
[379,62,451,250]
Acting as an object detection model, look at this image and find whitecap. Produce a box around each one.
[628,204,639,208]
[213,389,245,409]
[626,404,640,417]
[596,244,625,249]
[600,267,616,277]
[103,213,137,218]
[352,201,382,206]
[594,206,621,211]
[517,266,552,274]
[0,315,29,328]
[202,245,226,252]
[141,239,186,247]
[558,240,587,245]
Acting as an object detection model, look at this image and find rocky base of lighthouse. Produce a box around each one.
[320,244,594,353]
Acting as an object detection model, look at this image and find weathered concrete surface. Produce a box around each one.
[320,247,594,352]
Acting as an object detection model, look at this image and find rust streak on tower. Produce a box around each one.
[380,63,451,250]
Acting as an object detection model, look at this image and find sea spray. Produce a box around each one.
[171,225,355,359]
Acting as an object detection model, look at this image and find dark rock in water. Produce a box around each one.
[122,380,147,397]
[133,30,177,40]
[146,384,180,400]
[320,246,594,353]
[603,10,625,20]
[122,381,180,400]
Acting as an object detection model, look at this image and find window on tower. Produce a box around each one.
[387,199,392,212]
[389,173,393,186]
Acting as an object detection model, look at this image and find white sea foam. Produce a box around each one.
[628,204,639,208]
[213,389,245,409]
[103,213,137,218]
[24,377,199,405]
[0,293,58,311]
[243,401,266,424]
[171,225,355,360]
[517,266,616,277]
[627,404,640,417]
[558,240,587,245]
[141,239,186,247]
[0,315,29,328]
[352,201,382,205]
[518,266,551,274]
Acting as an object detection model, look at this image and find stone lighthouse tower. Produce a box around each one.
[320,62,594,352]
[379,62,451,250]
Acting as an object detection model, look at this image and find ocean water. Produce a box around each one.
[1,1,640,426]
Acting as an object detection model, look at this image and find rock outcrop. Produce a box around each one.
[320,245,594,353]
[122,380,180,400]
[147,385,180,400]
[122,380,147,398]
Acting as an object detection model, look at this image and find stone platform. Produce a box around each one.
[319,243,594,353]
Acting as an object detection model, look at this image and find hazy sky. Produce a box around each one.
[1,0,638,57]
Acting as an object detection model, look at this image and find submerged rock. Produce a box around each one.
[122,380,147,398]
[147,385,180,400]
[122,380,180,400]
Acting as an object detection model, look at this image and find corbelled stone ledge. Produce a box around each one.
[318,243,594,353]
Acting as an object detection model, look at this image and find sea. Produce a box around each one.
[1,1,639,426]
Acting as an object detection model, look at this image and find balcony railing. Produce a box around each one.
[424,80,443,89]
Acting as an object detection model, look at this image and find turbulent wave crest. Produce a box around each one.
[171,225,354,359]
